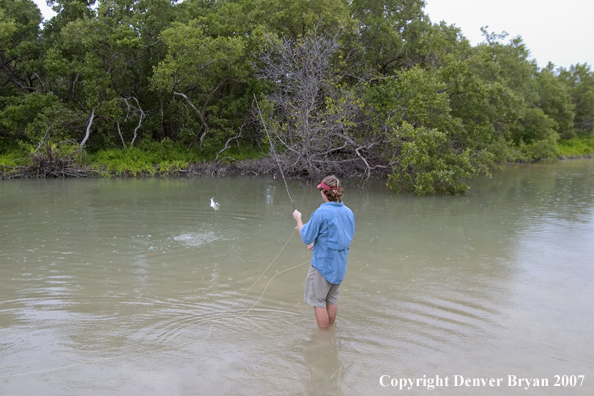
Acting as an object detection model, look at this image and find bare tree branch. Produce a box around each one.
[215,123,244,162]
[173,91,209,150]
[123,97,146,147]
[78,107,96,152]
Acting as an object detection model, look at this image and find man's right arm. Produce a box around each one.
[293,210,304,236]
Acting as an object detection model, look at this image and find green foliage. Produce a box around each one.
[557,136,594,157]
[151,22,245,92]
[88,139,198,176]
[559,64,594,136]
[347,0,430,75]
[0,0,592,192]
[536,63,575,139]
[0,8,16,48]
[150,14,252,151]
[0,141,29,166]
[0,93,58,139]
[388,123,479,194]
[367,66,492,194]
[514,107,559,161]
[253,0,354,38]
[0,0,44,99]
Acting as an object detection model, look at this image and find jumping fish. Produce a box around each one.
[209,197,220,211]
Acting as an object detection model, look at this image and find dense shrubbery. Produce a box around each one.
[557,136,594,157]
[0,0,592,192]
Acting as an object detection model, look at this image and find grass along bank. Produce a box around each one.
[0,138,267,178]
[557,136,594,157]
[2,137,593,180]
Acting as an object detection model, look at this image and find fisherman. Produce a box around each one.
[292,175,355,329]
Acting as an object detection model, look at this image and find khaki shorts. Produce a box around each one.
[304,265,341,308]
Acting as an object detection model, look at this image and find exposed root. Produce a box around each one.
[1,152,102,179]
[2,155,389,180]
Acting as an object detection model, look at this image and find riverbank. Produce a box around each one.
[1,137,593,181]
[0,138,372,180]
[0,139,274,180]
[0,156,282,180]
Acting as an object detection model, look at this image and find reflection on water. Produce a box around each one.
[302,327,344,395]
[1,160,593,395]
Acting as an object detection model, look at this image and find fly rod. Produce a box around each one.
[253,94,296,210]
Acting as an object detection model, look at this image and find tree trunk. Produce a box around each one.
[174,91,209,150]
[78,107,96,152]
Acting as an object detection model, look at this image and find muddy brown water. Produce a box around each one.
[1,160,593,395]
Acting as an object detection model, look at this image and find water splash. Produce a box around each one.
[173,231,220,247]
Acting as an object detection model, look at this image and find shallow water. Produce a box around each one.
[1,160,593,395]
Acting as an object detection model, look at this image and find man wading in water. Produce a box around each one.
[292,175,355,329]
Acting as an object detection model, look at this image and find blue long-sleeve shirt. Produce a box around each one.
[300,202,355,284]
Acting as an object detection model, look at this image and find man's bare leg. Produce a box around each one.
[314,305,338,328]
[327,304,337,325]
[314,307,329,329]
